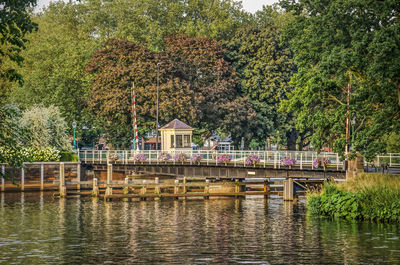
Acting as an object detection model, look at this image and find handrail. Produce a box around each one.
[78,149,345,170]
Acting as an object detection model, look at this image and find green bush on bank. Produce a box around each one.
[59,151,78,162]
[307,173,400,223]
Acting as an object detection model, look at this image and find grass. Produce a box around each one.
[307,173,400,223]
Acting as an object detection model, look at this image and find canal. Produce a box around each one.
[0,194,399,264]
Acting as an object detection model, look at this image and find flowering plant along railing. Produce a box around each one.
[133,154,147,163]
[245,154,260,167]
[313,157,331,169]
[280,157,296,167]
[174,153,187,164]
[190,154,202,165]
[158,152,171,162]
[217,154,231,165]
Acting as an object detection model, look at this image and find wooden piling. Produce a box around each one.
[235,179,239,198]
[105,163,113,198]
[21,165,25,192]
[174,179,179,199]
[204,179,210,199]
[77,163,81,191]
[40,163,44,191]
[123,177,129,194]
[141,180,147,200]
[283,178,294,201]
[92,178,99,197]
[59,162,66,197]
[264,179,269,198]
[1,164,5,192]
[183,177,187,194]
[154,177,160,194]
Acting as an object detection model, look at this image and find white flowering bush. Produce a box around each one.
[0,147,60,164]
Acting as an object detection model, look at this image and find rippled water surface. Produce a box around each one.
[0,193,399,264]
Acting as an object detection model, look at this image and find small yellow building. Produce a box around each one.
[159,119,193,151]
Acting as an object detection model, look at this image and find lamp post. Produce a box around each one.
[72,121,77,151]
[156,62,160,150]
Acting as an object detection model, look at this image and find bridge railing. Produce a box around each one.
[372,153,400,167]
[79,150,344,170]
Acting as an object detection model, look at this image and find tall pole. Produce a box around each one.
[131,82,139,151]
[156,63,160,150]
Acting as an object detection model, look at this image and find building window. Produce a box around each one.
[170,135,174,148]
[176,135,183,148]
[184,135,191,147]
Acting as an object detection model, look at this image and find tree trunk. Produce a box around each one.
[286,129,297,150]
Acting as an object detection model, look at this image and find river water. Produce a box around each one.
[0,193,399,264]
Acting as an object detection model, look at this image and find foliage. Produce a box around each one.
[173,153,187,163]
[386,133,400,153]
[224,6,300,148]
[280,157,296,166]
[190,154,202,164]
[307,173,400,223]
[217,154,231,164]
[20,105,71,151]
[59,151,78,162]
[10,2,99,131]
[0,146,60,164]
[87,36,250,147]
[72,0,249,51]
[281,0,400,159]
[0,0,37,89]
[0,105,28,171]
[245,154,260,166]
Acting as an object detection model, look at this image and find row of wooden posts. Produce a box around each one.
[0,162,297,201]
[81,164,296,201]
[1,162,80,192]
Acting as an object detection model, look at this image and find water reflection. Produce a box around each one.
[0,193,398,264]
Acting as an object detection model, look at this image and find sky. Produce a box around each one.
[36,0,280,13]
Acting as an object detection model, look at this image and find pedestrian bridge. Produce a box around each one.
[79,150,346,179]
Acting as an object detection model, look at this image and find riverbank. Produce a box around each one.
[307,173,400,222]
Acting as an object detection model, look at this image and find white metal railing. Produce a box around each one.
[78,150,344,170]
[371,153,400,167]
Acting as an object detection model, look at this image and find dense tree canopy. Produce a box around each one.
[0,0,37,168]
[86,36,255,147]
[0,0,37,87]
[1,0,399,158]
[224,7,301,149]
[10,2,99,128]
[280,0,400,159]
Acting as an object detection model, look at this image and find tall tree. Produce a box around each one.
[10,2,99,131]
[280,0,400,160]
[86,36,253,148]
[0,0,37,88]
[224,6,300,149]
[82,0,249,51]
[0,0,37,169]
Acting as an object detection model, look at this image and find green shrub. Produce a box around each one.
[307,173,400,223]
[59,151,78,162]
